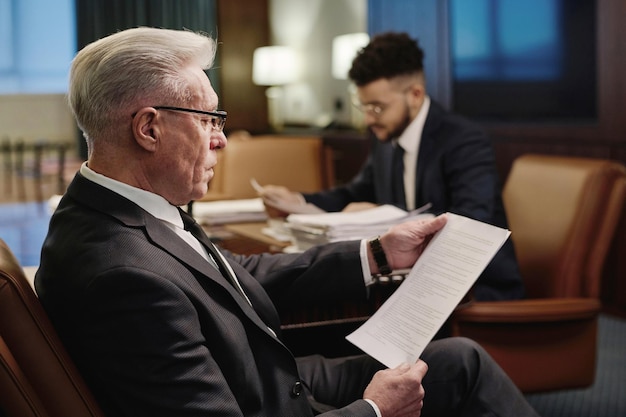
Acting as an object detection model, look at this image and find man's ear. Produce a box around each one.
[132,107,160,152]
[407,83,425,110]
[408,83,424,101]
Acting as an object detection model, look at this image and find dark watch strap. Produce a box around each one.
[369,236,392,275]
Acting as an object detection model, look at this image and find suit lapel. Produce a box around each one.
[147,213,280,338]
[66,174,278,338]
[179,210,253,306]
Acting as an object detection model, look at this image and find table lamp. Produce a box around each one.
[332,33,369,129]
[332,32,369,80]
[252,46,298,131]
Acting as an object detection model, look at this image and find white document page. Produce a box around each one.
[345,212,511,369]
[287,204,407,228]
[190,198,268,225]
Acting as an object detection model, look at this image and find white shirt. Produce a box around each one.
[80,163,212,263]
[397,95,431,211]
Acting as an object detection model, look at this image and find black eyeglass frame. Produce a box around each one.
[153,106,227,132]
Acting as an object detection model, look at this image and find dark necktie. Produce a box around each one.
[391,144,406,209]
[181,212,283,338]
[182,214,252,305]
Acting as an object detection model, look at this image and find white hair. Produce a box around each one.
[68,27,217,145]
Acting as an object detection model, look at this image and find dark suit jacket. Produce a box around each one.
[35,173,377,417]
[305,100,524,300]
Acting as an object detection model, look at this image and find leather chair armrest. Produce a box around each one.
[450,298,601,393]
[452,298,601,324]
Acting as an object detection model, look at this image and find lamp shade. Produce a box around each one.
[252,46,299,86]
[332,32,370,79]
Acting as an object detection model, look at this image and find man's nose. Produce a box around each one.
[211,132,227,150]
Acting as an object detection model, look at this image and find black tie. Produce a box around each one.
[391,144,406,209]
[181,213,252,304]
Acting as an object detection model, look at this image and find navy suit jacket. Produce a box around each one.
[306,101,524,300]
[35,173,377,417]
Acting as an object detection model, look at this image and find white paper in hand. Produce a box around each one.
[345,212,511,368]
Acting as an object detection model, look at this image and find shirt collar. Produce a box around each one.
[397,95,430,153]
[80,162,185,229]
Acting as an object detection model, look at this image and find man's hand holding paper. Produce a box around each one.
[372,214,448,274]
[349,213,511,368]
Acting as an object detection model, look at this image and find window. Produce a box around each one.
[449,0,597,122]
[0,0,76,94]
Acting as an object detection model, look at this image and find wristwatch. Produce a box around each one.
[369,236,392,275]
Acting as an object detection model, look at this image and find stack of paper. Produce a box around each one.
[191,198,268,225]
[285,204,433,250]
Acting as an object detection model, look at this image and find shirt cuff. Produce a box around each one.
[364,399,382,417]
[360,239,375,286]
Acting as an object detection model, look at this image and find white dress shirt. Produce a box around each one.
[397,95,430,211]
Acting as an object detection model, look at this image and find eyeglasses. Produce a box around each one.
[153,106,227,132]
[351,85,414,118]
[351,98,386,117]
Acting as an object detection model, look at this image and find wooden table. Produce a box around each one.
[204,221,289,254]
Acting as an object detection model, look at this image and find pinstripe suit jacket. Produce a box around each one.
[35,173,377,417]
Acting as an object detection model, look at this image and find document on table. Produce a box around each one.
[191,198,268,225]
[284,203,433,250]
[345,212,511,369]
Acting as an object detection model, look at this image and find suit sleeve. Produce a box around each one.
[224,239,368,312]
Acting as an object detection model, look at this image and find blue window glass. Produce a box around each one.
[451,0,562,81]
[0,0,76,94]
[449,0,597,122]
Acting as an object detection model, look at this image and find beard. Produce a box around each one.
[370,104,412,142]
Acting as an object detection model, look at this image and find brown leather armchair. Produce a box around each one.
[450,154,626,393]
[0,239,104,417]
[200,135,334,201]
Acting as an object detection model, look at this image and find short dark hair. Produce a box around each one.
[348,32,425,86]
